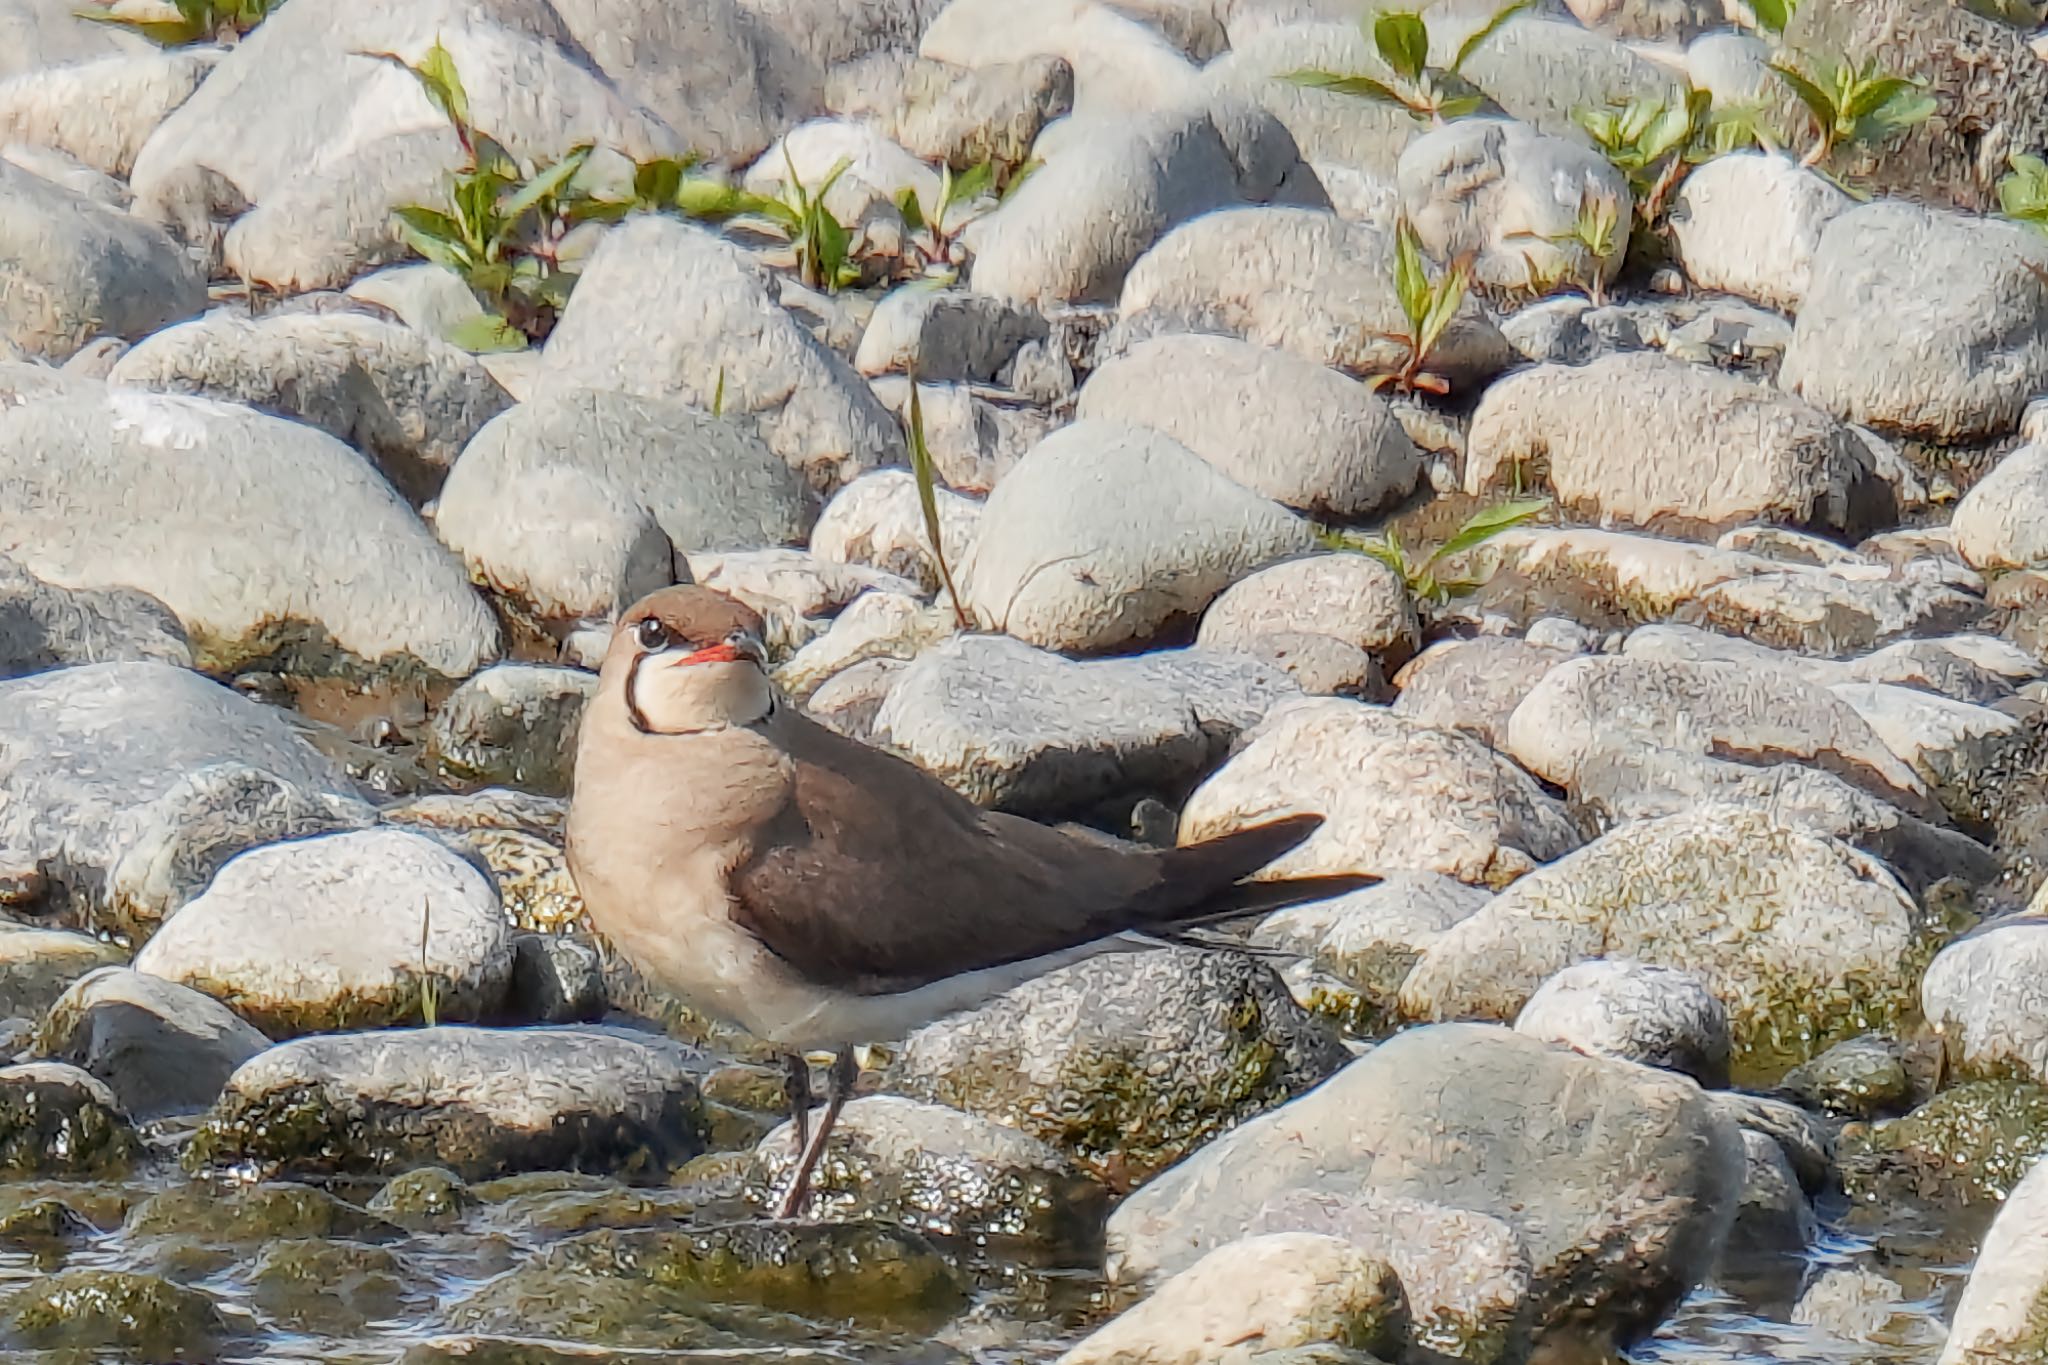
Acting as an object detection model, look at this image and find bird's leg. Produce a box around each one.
[771,1045,857,1220]
[780,1051,812,1161]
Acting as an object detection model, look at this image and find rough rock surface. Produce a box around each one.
[1195,554,1419,665]
[0,926,125,1022]
[1666,152,1848,311]
[0,555,190,678]
[1513,959,1732,1086]
[1953,441,2048,572]
[1390,638,1575,749]
[1179,697,1584,888]
[1922,916,2048,1087]
[1937,1149,2048,1365]
[426,664,597,799]
[0,1061,136,1178]
[34,966,270,1120]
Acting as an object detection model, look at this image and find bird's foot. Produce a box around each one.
[766,1046,857,1222]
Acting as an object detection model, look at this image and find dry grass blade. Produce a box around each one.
[906,372,970,629]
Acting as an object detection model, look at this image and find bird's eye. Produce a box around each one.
[635,618,669,651]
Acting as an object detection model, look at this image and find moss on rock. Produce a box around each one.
[1840,1081,2048,1213]
[8,1269,223,1353]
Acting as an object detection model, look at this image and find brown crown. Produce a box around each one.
[618,586,765,652]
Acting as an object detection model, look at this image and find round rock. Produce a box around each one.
[34,965,271,1120]
[1922,915,2048,1087]
[1196,553,1420,665]
[1513,959,1732,1087]
[426,663,598,799]
[1937,1150,2048,1365]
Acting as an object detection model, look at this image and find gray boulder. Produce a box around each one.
[132,827,514,1037]
[1513,959,1732,1086]
[961,420,1312,652]
[0,47,214,178]
[426,663,597,799]
[1199,21,1416,175]
[538,217,902,492]
[809,467,982,596]
[0,555,189,678]
[0,925,124,1022]
[0,160,203,361]
[106,309,514,503]
[1180,696,1583,888]
[1107,1023,1744,1358]
[853,286,1047,382]
[870,633,1298,815]
[1953,441,2048,572]
[1666,152,1848,312]
[0,662,371,935]
[1676,568,1986,656]
[1456,15,1684,137]
[0,0,149,80]
[1196,553,1419,664]
[34,966,270,1120]
[187,1024,709,1181]
[1779,202,2048,441]
[0,383,500,677]
[1399,805,1923,1074]
[893,946,1348,1188]
[1076,334,1422,518]
[826,51,1072,171]
[1922,915,2048,1088]
[1936,1150,2048,1365]
[1389,637,1575,750]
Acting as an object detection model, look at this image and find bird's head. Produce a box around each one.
[603,586,774,735]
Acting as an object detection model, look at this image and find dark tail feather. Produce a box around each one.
[1133,814,1374,926]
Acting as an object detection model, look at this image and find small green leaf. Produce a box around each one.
[1864,90,1936,136]
[1416,261,1468,356]
[409,39,471,135]
[1450,0,1531,73]
[1747,0,1791,33]
[1771,60,1837,131]
[1000,158,1043,202]
[499,143,592,225]
[1842,74,1922,120]
[944,158,995,212]
[1392,219,1431,332]
[1433,92,1486,119]
[444,313,529,354]
[712,366,726,418]
[1282,69,1410,105]
[633,156,688,208]
[895,185,926,232]
[1373,11,1429,82]
[1431,497,1550,563]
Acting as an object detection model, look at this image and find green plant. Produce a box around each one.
[1281,0,1529,124]
[2000,153,2048,232]
[1746,0,1795,35]
[1770,56,1936,168]
[905,371,969,628]
[418,898,439,1028]
[1538,192,1619,304]
[1372,218,1471,394]
[573,156,703,222]
[379,41,594,351]
[671,150,863,292]
[1326,498,1550,604]
[75,0,278,46]
[896,159,995,270]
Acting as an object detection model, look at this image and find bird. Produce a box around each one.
[565,585,1371,1217]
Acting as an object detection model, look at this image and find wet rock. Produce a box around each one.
[1506,654,1930,813]
[1059,1233,1405,1365]
[1839,1081,2048,1214]
[1195,553,1419,667]
[107,309,513,503]
[810,468,983,596]
[1400,805,1923,1074]
[1777,1034,1912,1120]
[1077,334,1421,518]
[1676,567,1987,658]
[1792,1266,1927,1345]
[1514,960,1731,1087]
[0,662,370,933]
[894,947,1347,1189]
[0,1061,135,1177]
[0,160,203,361]
[1937,1149,2048,1365]
[1713,1092,1833,1198]
[426,664,596,798]
[0,555,190,677]
[1780,202,2048,442]
[134,827,513,1036]
[1922,915,2048,1087]
[1251,873,1491,1034]
[1117,207,1513,392]
[1389,637,1575,749]
[1721,1128,1815,1281]
[506,931,606,1025]
[1953,440,2048,572]
[961,420,1311,652]
[34,966,269,1120]
[1468,352,1889,536]
[748,1094,1109,1258]
[0,926,123,1021]
[188,1024,708,1182]
[250,1238,406,1334]
[538,217,901,492]
[369,1166,476,1229]
[0,385,500,676]
[7,1268,222,1354]
[855,286,1047,382]
[1109,1023,1744,1357]
[871,634,1298,816]
[1666,152,1849,312]
[128,1180,396,1242]
[1180,697,1583,889]
[1398,117,1629,295]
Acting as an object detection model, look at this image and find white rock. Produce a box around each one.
[1199,22,1415,176]
[1196,553,1419,660]
[853,286,1047,383]
[1936,1135,2048,1365]
[1667,152,1849,311]
[1514,959,1732,1085]
[810,467,982,596]
[922,0,1201,114]
[743,117,944,224]
[1953,441,2048,571]
[1391,637,1577,749]
[0,47,213,177]
[134,828,515,1037]
[1828,681,2019,779]
[775,590,953,701]
[1922,911,2048,1089]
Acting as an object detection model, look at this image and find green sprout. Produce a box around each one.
[1746,0,1794,35]
[1323,498,1550,605]
[672,150,863,293]
[896,159,995,274]
[905,371,970,629]
[418,897,439,1028]
[1372,218,1471,395]
[1282,0,1529,125]
[1770,56,1936,168]
[1999,153,2048,234]
[74,0,277,46]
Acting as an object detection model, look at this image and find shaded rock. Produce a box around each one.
[1397,117,1629,294]
[1467,352,1889,536]
[133,827,513,1037]
[1831,680,2018,786]
[1108,1023,1744,1358]
[0,926,123,1021]
[0,385,500,676]
[128,1180,396,1242]
[0,160,203,361]
[1666,151,1848,312]
[1222,630,1385,699]
[8,1269,221,1354]
[426,664,596,798]
[1199,21,1415,176]
[1779,201,2048,441]
[0,1061,135,1177]
[854,285,1047,382]
[507,931,606,1026]
[0,662,369,934]
[538,217,901,491]
[107,308,512,503]
[1623,621,2034,706]
[1251,873,1491,1034]
[748,1094,1110,1257]
[344,261,488,341]
[0,554,190,677]
[1400,805,1924,1075]
[1389,637,1574,749]
[1954,441,2048,572]
[187,1024,708,1182]
[250,1238,407,1334]
[1058,1233,1405,1365]
[369,1166,475,1229]
[1777,1034,1912,1120]
[1076,334,1422,518]
[867,374,1054,492]
[1505,654,1930,813]
[1721,1128,1815,1282]
[34,966,269,1120]
[806,656,911,740]
[1514,959,1731,1086]
[810,467,983,596]
[893,946,1347,1189]
[1937,1149,2048,1365]
[1839,1081,2048,1214]
[1117,206,1513,393]
[1197,554,1418,664]
[961,420,1311,652]
[1180,697,1583,889]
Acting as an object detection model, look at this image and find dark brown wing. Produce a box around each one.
[727,711,1344,993]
